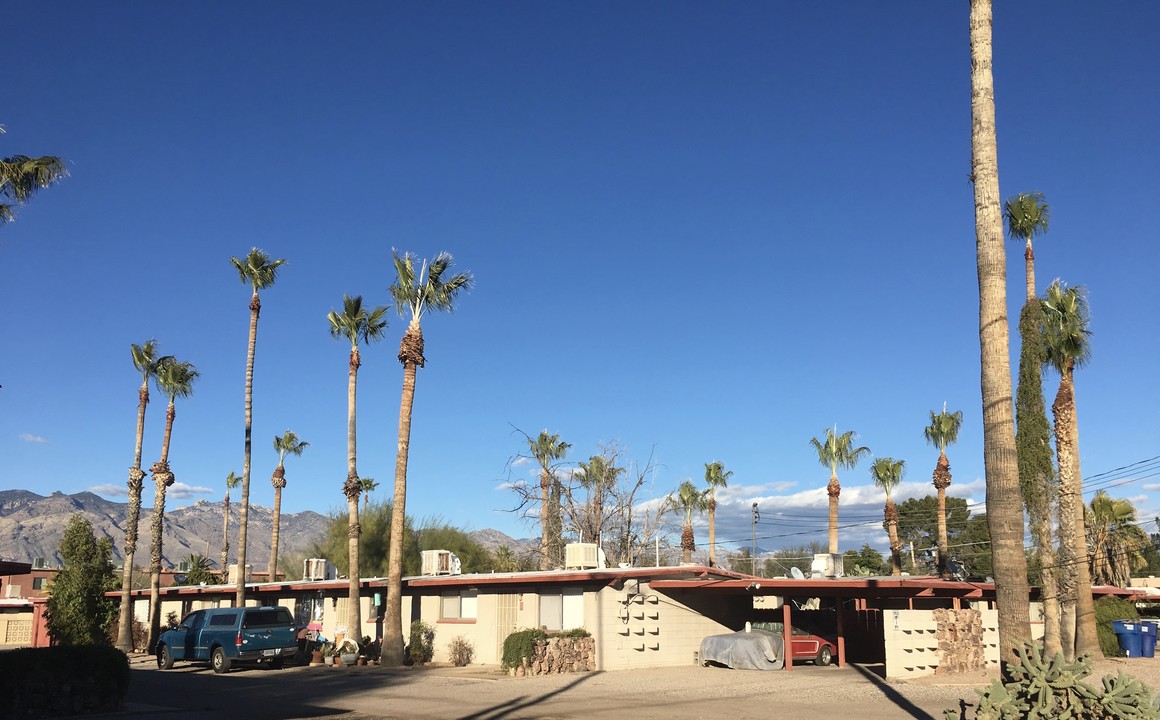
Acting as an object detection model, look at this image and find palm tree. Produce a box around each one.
[528,431,571,571]
[969,0,1033,662]
[269,430,309,581]
[574,453,624,547]
[230,248,285,606]
[1043,279,1098,659]
[0,126,68,225]
[923,404,964,578]
[220,471,240,577]
[115,340,171,652]
[146,358,199,651]
[1015,299,1061,659]
[703,462,733,567]
[672,480,708,564]
[869,457,906,576]
[360,477,379,513]
[1003,191,1050,301]
[383,251,472,667]
[329,292,388,645]
[1086,491,1149,588]
[809,426,870,555]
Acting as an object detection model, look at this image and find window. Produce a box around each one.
[32,577,47,590]
[242,608,293,628]
[440,590,477,620]
[208,613,238,627]
[538,588,584,632]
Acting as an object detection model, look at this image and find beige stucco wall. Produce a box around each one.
[596,580,731,671]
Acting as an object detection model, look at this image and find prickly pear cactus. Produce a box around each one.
[946,643,1160,720]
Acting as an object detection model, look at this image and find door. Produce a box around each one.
[495,594,517,664]
[178,610,206,660]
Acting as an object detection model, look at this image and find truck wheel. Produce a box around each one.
[157,644,174,670]
[212,647,232,674]
[816,645,832,666]
[269,657,285,670]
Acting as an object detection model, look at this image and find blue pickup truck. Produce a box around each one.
[156,606,298,673]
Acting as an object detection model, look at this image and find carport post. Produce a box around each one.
[782,598,792,672]
[835,596,845,667]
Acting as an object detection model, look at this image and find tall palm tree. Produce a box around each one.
[1086,491,1149,588]
[969,0,1032,662]
[809,426,870,555]
[1003,191,1050,301]
[1015,299,1061,659]
[703,462,733,568]
[329,293,388,645]
[383,251,472,667]
[116,340,171,652]
[360,477,379,513]
[923,404,964,578]
[869,457,906,576]
[0,126,68,225]
[673,479,708,565]
[528,431,571,571]
[1043,279,1098,659]
[230,248,285,606]
[574,453,624,546]
[146,358,199,651]
[220,471,240,577]
[269,430,309,581]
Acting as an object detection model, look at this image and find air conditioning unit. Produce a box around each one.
[810,553,844,578]
[177,561,192,573]
[32,557,48,569]
[565,543,599,570]
[227,563,252,584]
[420,550,461,576]
[302,558,336,581]
[5,584,21,599]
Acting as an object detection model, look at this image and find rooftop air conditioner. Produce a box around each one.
[32,557,48,569]
[227,563,252,584]
[5,584,20,599]
[810,553,844,579]
[565,543,599,570]
[420,550,461,576]
[303,558,335,581]
[177,561,192,573]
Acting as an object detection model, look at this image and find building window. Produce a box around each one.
[538,588,584,632]
[32,577,47,590]
[440,590,477,620]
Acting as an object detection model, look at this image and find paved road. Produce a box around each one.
[115,656,985,720]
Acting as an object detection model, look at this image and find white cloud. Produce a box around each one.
[167,483,214,499]
[19,433,48,444]
[89,484,127,497]
[510,457,530,468]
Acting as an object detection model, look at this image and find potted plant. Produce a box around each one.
[320,642,336,666]
[360,636,381,666]
[337,638,359,666]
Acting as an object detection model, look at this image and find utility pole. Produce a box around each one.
[751,502,759,575]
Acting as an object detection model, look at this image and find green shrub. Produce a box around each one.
[408,620,435,665]
[946,642,1159,720]
[1095,596,1140,657]
[447,635,475,667]
[0,645,130,717]
[501,628,547,670]
[556,627,591,638]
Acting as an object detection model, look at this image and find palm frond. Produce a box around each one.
[230,247,285,290]
[1042,279,1092,373]
[1003,191,1050,242]
[0,155,68,202]
[154,359,199,400]
[869,457,906,501]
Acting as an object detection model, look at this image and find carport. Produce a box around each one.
[649,575,999,671]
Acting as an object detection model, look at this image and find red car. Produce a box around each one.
[752,621,838,666]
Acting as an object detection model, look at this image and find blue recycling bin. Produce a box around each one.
[1140,621,1158,658]
[1112,620,1143,657]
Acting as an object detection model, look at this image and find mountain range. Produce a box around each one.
[0,490,530,571]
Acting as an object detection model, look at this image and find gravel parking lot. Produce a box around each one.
[119,654,1160,720]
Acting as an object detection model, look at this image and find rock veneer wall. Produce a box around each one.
[513,636,596,676]
[933,608,987,674]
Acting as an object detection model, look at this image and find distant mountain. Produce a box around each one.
[0,490,329,572]
[466,528,539,555]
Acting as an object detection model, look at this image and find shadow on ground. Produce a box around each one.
[457,672,596,720]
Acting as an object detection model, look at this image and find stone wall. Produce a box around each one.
[932,608,987,674]
[513,636,596,676]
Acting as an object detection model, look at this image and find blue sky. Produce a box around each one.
[2,2,1158,560]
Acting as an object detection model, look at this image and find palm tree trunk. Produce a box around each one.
[933,452,952,578]
[886,502,902,576]
[681,523,694,564]
[236,292,260,607]
[826,473,840,555]
[969,0,1032,664]
[708,498,717,567]
[220,494,230,579]
[1054,368,1099,657]
[346,348,362,645]
[116,382,150,651]
[383,354,418,667]
[269,484,282,582]
[539,471,551,571]
[146,401,177,652]
[1036,512,1063,658]
[1024,238,1035,302]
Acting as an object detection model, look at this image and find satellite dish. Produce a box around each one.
[790,567,805,580]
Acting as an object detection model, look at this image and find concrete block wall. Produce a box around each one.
[884,608,1001,678]
[595,581,729,671]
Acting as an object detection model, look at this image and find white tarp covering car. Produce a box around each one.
[699,628,785,671]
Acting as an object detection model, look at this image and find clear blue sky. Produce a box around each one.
[3,2,1157,559]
